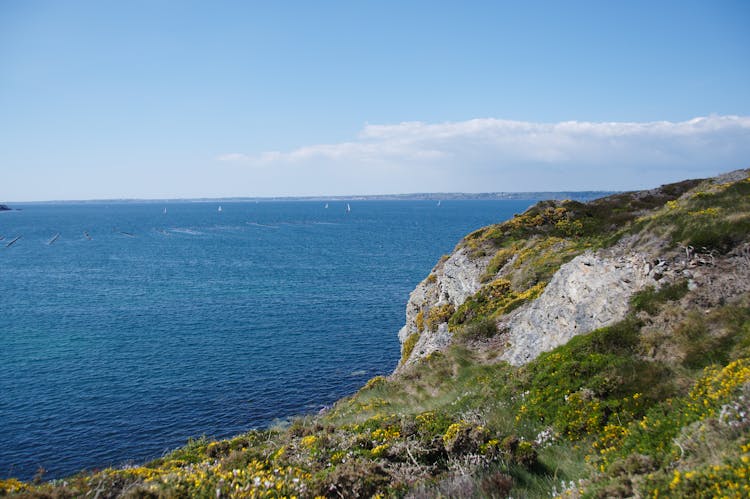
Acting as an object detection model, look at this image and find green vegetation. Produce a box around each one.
[635,176,750,252]
[425,303,455,332]
[400,332,420,365]
[453,317,498,342]
[459,178,704,317]
[414,309,424,332]
[449,279,546,331]
[4,172,750,498]
[464,176,701,257]
[631,280,689,315]
[480,244,518,282]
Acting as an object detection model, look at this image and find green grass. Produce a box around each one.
[631,280,689,315]
[634,175,750,252]
[462,176,702,259]
[453,317,498,342]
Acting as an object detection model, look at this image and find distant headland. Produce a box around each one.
[13,191,616,204]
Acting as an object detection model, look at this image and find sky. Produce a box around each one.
[1,1,749,201]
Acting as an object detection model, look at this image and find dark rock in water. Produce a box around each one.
[0,204,11,211]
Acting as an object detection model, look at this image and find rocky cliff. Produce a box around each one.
[397,169,750,371]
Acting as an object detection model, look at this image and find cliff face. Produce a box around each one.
[397,169,750,371]
[498,249,658,365]
[397,246,491,364]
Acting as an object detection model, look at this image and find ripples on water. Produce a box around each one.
[0,200,532,479]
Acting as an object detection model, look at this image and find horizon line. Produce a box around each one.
[4,190,619,204]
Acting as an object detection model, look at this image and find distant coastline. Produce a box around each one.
[10,191,616,205]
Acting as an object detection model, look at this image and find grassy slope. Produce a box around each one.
[3,173,750,498]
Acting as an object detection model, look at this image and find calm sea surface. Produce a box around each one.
[0,200,533,480]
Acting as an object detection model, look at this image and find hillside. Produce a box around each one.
[3,170,750,498]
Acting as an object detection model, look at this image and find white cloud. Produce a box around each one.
[216,115,750,193]
[216,153,253,162]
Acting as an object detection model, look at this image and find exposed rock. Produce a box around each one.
[397,247,489,370]
[498,250,658,365]
[438,248,487,306]
[396,234,675,369]
[408,323,453,363]
[0,204,11,211]
[713,169,750,184]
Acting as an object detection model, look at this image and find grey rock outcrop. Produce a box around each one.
[397,247,489,369]
[498,250,657,365]
[438,248,487,306]
[404,323,453,365]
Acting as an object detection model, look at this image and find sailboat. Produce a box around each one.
[163,207,167,214]
[218,206,223,213]
[437,200,441,207]
[346,203,351,213]
[325,203,329,209]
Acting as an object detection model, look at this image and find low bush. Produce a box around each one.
[425,303,455,332]
[631,280,689,315]
[401,332,420,364]
[454,317,499,342]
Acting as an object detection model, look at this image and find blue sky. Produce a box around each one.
[1,1,749,201]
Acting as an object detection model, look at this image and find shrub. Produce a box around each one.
[641,176,750,253]
[454,318,499,342]
[442,421,490,454]
[316,459,390,498]
[364,376,388,390]
[481,246,518,282]
[449,279,517,328]
[500,436,538,469]
[631,280,688,315]
[205,440,230,458]
[401,332,420,364]
[414,411,453,438]
[0,479,29,495]
[674,306,750,369]
[415,310,425,332]
[479,471,514,497]
[426,303,455,332]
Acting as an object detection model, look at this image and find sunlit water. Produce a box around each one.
[0,200,533,480]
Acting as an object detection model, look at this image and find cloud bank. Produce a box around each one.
[218,116,750,194]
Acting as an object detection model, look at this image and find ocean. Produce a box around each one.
[0,200,533,480]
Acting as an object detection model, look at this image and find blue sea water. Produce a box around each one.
[0,200,533,480]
